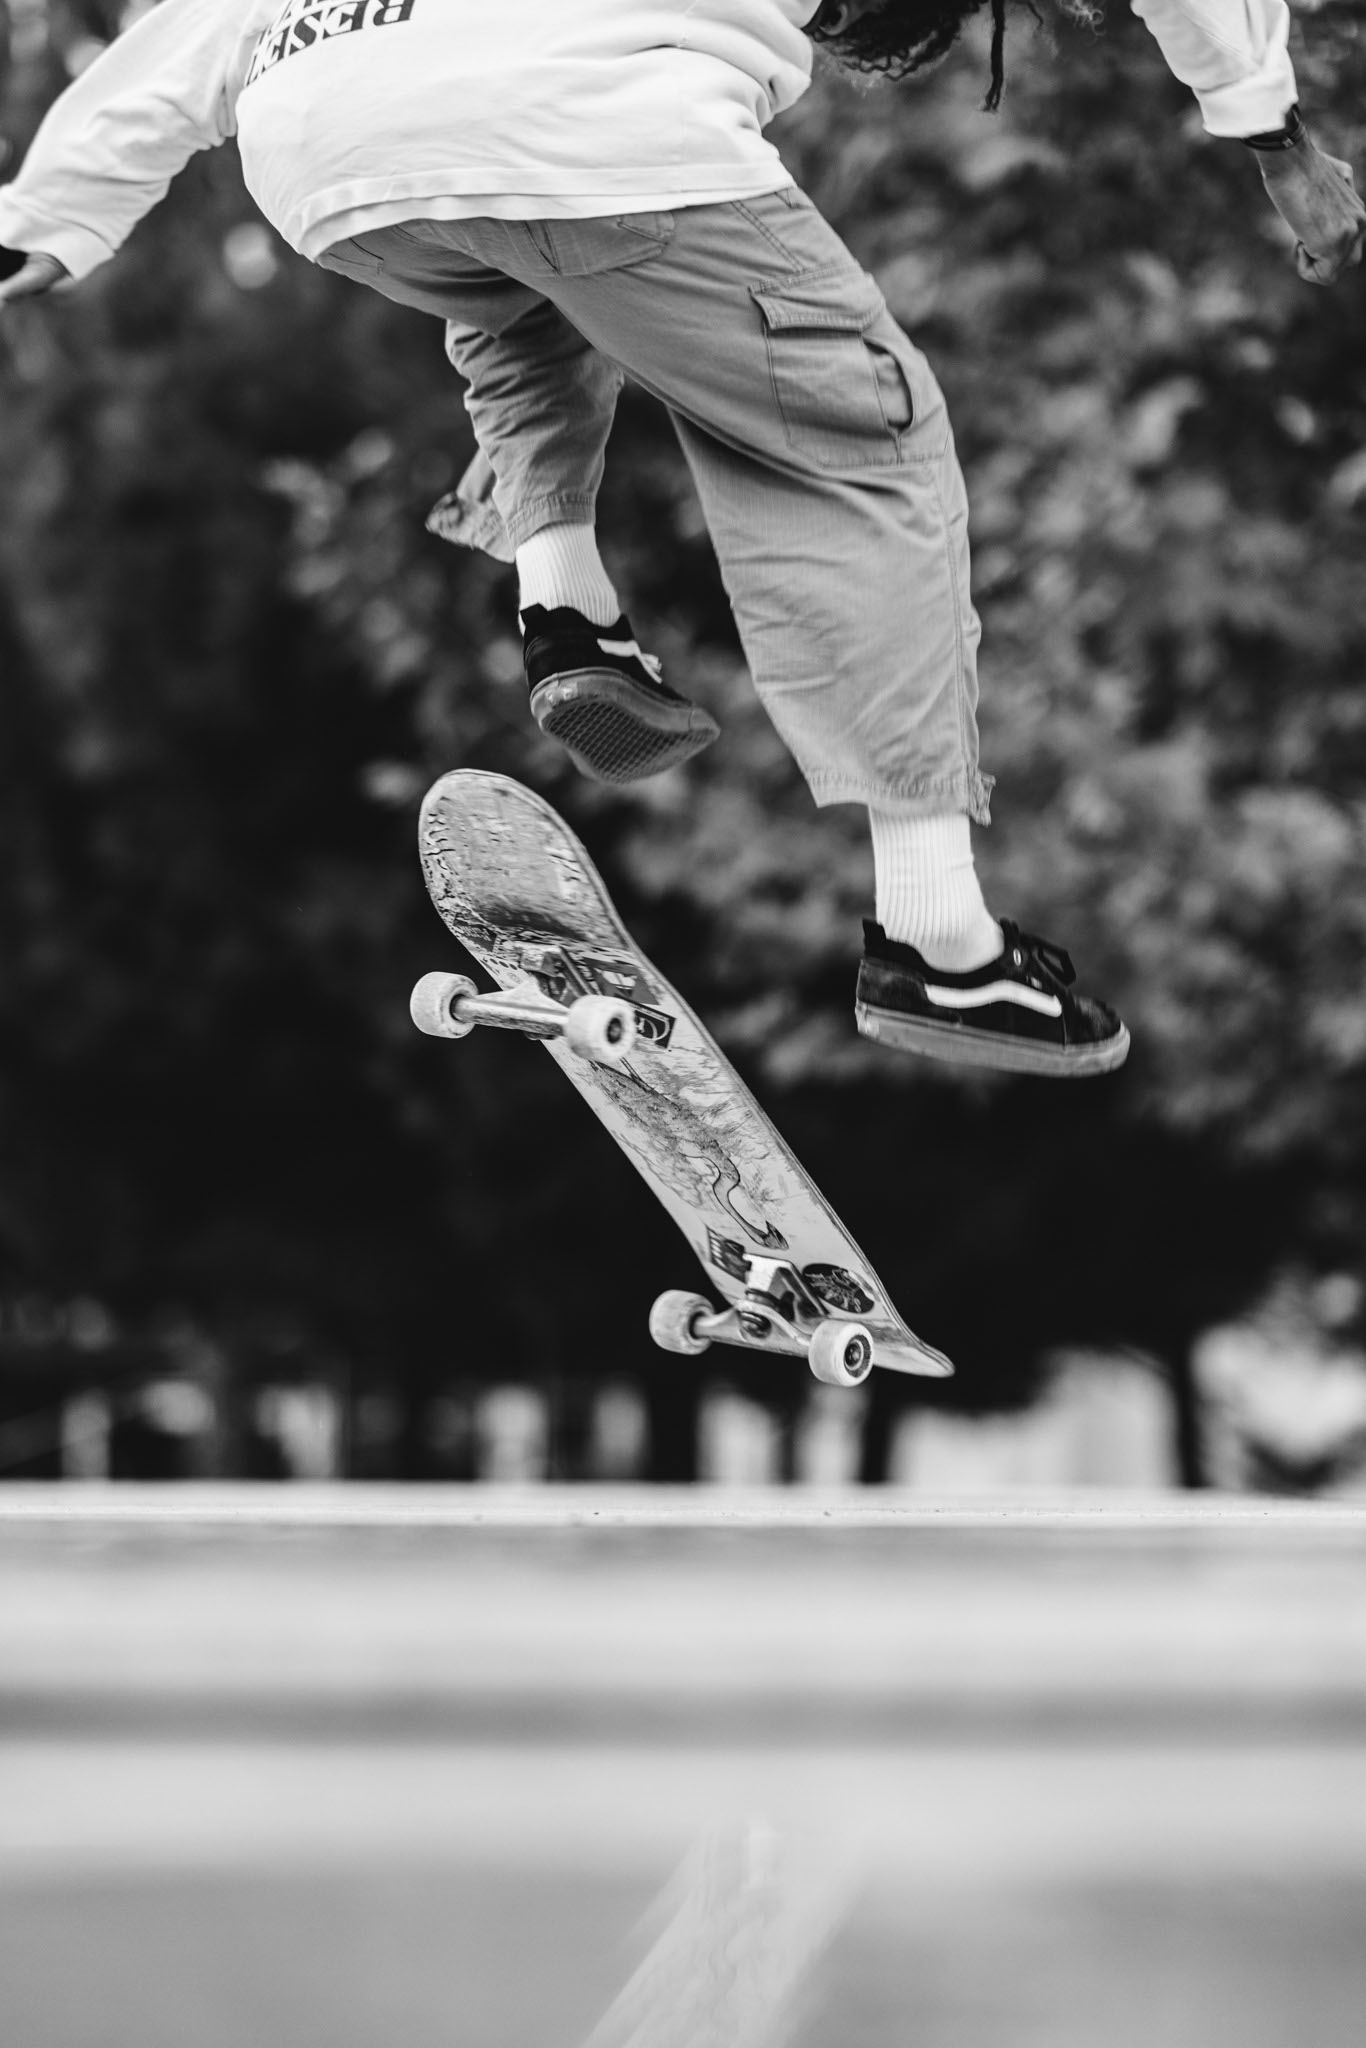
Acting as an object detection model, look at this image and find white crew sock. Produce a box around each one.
[516,522,620,627]
[868,809,1002,970]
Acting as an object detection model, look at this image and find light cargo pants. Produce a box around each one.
[317,187,992,822]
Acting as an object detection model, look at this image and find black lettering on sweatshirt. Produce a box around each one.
[245,0,419,89]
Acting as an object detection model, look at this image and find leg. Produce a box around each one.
[442,304,622,559]
[526,191,993,826]
[318,214,1125,1072]
[317,227,621,559]
[522,200,1125,1073]
[326,208,972,808]
[316,222,717,781]
[439,299,625,630]
[513,195,997,958]
[442,291,718,777]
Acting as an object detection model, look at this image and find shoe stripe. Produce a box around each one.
[922,980,1064,1019]
[599,637,664,683]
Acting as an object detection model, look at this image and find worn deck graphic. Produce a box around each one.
[418,771,950,1378]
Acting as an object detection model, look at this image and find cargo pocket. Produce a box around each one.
[315,235,385,278]
[752,267,924,471]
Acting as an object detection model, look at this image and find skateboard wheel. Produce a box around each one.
[649,1290,714,1356]
[410,971,478,1040]
[563,994,637,1064]
[808,1319,874,1388]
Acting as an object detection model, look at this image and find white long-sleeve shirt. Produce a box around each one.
[0,0,1300,280]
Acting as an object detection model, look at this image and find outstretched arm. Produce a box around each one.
[1132,0,1364,283]
[0,0,246,298]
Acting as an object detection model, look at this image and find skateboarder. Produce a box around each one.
[1,2,1361,1077]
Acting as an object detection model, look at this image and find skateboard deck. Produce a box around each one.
[415,771,951,1380]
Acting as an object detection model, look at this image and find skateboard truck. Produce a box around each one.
[414,968,887,1387]
[410,970,636,1064]
[649,1258,876,1389]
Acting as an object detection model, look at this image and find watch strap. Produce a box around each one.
[1241,104,1307,152]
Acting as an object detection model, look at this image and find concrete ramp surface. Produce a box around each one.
[1,1486,1364,2048]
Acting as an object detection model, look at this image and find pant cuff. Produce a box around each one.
[808,770,995,828]
[426,489,516,562]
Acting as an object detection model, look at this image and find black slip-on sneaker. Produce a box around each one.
[522,605,720,784]
[856,918,1130,1077]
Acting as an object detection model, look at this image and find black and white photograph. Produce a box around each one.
[2,2,1365,2042]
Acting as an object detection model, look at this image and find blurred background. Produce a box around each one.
[3,1487,1365,2048]
[3,9,1366,2046]
[3,1,1366,1494]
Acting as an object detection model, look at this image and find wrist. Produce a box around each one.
[1241,103,1307,152]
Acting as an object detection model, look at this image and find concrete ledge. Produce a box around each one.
[2,1483,1365,1741]
[2,1481,1364,1534]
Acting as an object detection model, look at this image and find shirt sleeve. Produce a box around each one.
[1129,0,1298,137]
[0,0,244,280]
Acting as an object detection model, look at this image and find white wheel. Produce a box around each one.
[410,971,478,1040]
[649,1289,714,1356]
[563,994,637,1063]
[808,1319,874,1388]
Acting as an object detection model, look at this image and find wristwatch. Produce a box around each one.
[1240,104,1307,152]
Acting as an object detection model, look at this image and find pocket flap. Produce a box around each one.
[751,267,885,334]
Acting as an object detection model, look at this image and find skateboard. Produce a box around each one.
[411,771,952,1386]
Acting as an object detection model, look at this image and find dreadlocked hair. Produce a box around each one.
[811,0,1013,114]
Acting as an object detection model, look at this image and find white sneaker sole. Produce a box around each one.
[856,1001,1131,1078]
[531,670,719,784]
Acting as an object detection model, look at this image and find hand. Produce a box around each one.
[1257,135,1366,285]
[0,250,70,308]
